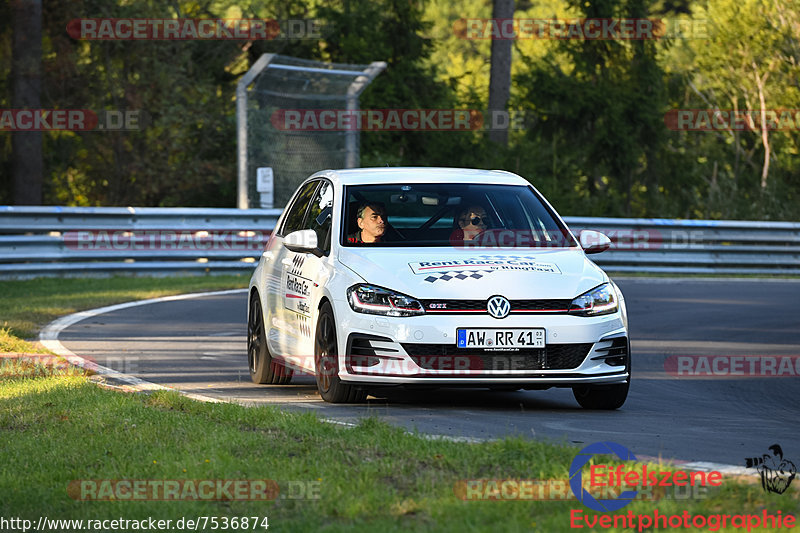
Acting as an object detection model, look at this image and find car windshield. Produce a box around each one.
[341,183,577,248]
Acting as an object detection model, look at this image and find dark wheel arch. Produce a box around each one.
[314,301,366,403]
[248,289,292,385]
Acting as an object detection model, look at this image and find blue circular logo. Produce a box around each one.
[569,441,639,512]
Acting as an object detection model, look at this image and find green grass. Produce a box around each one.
[0,327,51,354]
[0,328,85,379]
[0,275,249,340]
[1,376,797,532]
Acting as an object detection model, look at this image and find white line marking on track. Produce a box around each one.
[321,418,358,427]
[39,289,247,402]
[294,402,325,408]
[419,434,486,443]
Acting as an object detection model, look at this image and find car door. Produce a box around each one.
[267,180,319,356]
[282,180,334,359]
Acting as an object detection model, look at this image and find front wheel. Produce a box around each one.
[315,302,366,403]
[572,381,629,410]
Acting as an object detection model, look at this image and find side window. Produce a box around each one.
[280,181,319,236]
[304,181,334,254]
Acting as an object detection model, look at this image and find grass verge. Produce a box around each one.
[1,376,797,532]
[0,327,51,354]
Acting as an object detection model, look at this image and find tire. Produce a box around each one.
[248,292,292,385]
[572,381,629,410]
[314,302,366,403]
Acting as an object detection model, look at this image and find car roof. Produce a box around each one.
[312,167,530,187]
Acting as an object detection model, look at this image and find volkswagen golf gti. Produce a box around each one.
[247,168,630,408]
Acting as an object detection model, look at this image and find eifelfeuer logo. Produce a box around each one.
[569,441,638,512]
[745,444,796,494]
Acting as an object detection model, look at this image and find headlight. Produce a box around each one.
[568,283,618,316]
[347,284,425,317]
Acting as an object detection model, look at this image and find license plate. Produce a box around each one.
[456,328,545,349]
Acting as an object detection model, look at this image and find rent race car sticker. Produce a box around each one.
[284,253,312,318]
[408,256,561,276]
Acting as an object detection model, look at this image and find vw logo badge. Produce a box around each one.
[487,295,511,319]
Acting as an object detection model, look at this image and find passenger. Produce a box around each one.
[454,205,490,241]
[348,202,387,243]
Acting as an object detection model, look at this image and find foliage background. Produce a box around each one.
[0,0,798,219]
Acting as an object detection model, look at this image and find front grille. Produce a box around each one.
[513,299,573,312]
[401,343,593,371]
[546,343,596,369]
[419,298,571,314]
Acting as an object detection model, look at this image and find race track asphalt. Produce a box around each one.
[57,278,800,465]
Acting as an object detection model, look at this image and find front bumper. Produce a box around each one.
[333,298,629,386]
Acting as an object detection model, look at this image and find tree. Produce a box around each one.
[488,0,514,145]
[678,0,800,190]
[11,0,42,204]
[660,0,800,218]
[514,0,667,216]
[37,0,245,206]
[314,0,478,168]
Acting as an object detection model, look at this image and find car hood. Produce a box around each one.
[337,247,607,300]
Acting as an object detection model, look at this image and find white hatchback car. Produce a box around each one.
[247,168,629,408]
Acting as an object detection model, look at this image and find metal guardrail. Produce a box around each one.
[0,206,282,278]
[0,206,798,277]
[565,217,800,275]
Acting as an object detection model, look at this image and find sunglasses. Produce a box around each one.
[465,216,488,225]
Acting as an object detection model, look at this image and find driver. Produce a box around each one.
[455,205,489,241]
[348,202,387,244]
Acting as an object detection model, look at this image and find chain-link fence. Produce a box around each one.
[237,54,385,209]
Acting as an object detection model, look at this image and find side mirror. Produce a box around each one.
[579,230,611,254]
[284,229,321,256]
